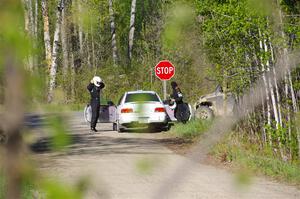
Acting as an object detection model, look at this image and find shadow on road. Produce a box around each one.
[30,127,177,156]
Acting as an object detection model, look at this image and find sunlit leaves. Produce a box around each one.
[162,2,196,50]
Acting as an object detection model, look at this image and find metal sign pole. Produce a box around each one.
[163,80,167,100]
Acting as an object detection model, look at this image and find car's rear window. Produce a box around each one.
[125,93,160,103]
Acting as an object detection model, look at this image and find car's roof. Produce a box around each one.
[126,90,157,94]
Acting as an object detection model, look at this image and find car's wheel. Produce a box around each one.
[115,121,125,133]
[195,106,214,120]
[113,123,117,131]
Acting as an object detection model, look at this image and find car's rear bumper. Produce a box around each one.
[119,113,167,126]
[121,122,168,129]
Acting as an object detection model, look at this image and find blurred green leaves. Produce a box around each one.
[47,115,71,151]
[0,0,30,61]
[246,0,274,17]
[162,2,195,50]
[41,179,83,199]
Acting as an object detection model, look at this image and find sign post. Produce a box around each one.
[163,80,167,100]
[155,60,175,100]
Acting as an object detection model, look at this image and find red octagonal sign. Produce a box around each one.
[155,60,175,80]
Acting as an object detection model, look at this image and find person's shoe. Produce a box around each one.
[90,128,98,133]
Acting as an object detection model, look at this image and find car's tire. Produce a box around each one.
[162,124,170,132]
[113,123,117,131]
[195,106,214,120]
[115,121,125,133]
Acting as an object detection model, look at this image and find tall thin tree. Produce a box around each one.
[41,0,52,71]
[48,0,65,103]
[128,0,137,61]
[108,0,118,64]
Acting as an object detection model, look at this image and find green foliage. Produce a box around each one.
[47,115,71,151]
[170,119,212,140]
[41,179,83,199]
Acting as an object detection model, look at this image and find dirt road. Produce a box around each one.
[33,113,300,199]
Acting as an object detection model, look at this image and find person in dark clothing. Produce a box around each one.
[171,81,190,123]
[87,76,105,132]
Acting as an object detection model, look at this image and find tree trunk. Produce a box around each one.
[41,0,52,71]
[285,73,292,159]
[277,0,300,158]
[261,87,267,144]
[23,0,30,33]
[128,0,137,61]
[91,23,96,68]
[108,0,118,64]
[270,42,283,127]
[28,0,34,34]
[258,29,272,146]
[77,0,83,57]
[61,3,69,76]
[47,0,64,103]
[71,52,76,100]
[86,32,91,68]
[34,0,38,37]
[263,38,280,130]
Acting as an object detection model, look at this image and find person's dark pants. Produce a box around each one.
[91,101,100,129]
[175,103,190,123]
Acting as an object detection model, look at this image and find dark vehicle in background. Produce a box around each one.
[194,86,235,120]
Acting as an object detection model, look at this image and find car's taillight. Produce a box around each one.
[121,108,133,113]
[155,107,165,112]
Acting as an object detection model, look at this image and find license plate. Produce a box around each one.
[138,117,149,123]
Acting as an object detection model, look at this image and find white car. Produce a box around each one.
[113,90,168,132]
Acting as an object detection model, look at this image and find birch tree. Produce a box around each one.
[108,0,118,64]
[61,1,69,75]
[128,0,137,61]
[41,0,52,71]
[48,0,64,103]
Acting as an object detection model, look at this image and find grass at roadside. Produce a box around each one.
[169,119,212,140]
[211,133,300,185]
[168,121,300,185]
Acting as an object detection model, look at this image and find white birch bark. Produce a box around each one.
[41,0,52,71]
[24,0,35,71]
[91,23,96,68]
[34,0,38,37]
[285,74,292,159]
[270,42,283,127]
[47,0,64,103]
[77,0,83,56]
[277,0,300,157]
[108,0,118,64]
[71,52,76,100]
[61,4,69,76]
[261,87,267,144]
[258,29,272,146]
[86,32,91,68]
[23,0,30,33]
[22,0,31,71]
[28,0,34,34]
[263,38,280,130]
[128,0,137,60]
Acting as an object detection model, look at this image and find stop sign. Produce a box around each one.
[155,60,175,80]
